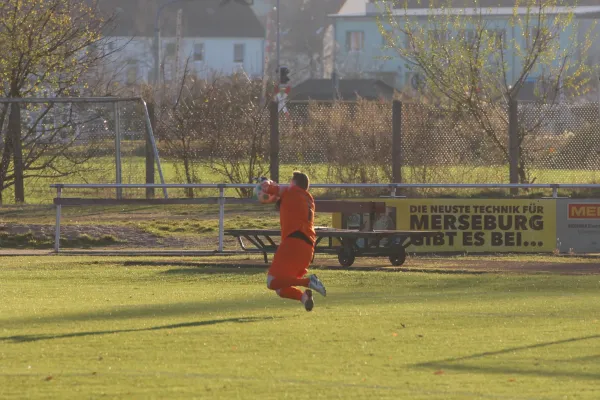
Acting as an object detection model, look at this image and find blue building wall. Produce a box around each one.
[332,13,597,89]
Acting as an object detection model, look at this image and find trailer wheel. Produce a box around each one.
[389,246,407,266]
[338,249,356,267]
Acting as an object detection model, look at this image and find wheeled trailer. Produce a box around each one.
[225,228,440,267]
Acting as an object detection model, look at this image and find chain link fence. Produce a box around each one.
[281,101,510,197]
[154,99,271,199]
[519,102,600,184]
[400,102,509,188]
[280,100,600,197]
[2,96,600,204]
[280,100,392,197]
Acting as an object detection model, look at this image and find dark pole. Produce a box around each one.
[508,98,519,195]
[392,100,403,186]
[269,100,279,182]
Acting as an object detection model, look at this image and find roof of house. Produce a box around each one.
[291,78,395,101]
[333,0,600,17]
[99,0,265,38]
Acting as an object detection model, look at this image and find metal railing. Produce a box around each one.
[51,181,600,194]
[50,182,600,254]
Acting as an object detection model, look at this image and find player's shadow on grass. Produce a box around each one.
[0,316,277,343]
[3,294,314,328]
[157,264,489,276]
[125,259,491,275]
[414,333,600,380]
[124,260,267,272]
[161,264,268,275]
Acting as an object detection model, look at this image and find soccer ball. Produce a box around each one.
[253,180,278,204]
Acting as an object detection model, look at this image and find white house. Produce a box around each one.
[98,0,266,85]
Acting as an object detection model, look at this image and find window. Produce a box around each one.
[405,71,425,90]
[346,31,364,52]
[126,60,138,85]
[457,30,476,46]
[427,29,448,46]
[405,71,414,89]
[382,30,393,46]
[165,43,176,57]
[88,43,98,57]
[194,43,205,62]
[488,29,506,49]
[526,27,541,49]
[404,33,414,51]
[234,43,245,63]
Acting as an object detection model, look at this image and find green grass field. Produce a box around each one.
[1,255,599,399]
[4,155,600,204]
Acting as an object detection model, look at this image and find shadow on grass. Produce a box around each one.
[312,265,490,275]
[414,334,600,380]
[0,295,308,328]
[163,266,267,275]
[0,287,497,329]
[0,316,277,343]
[123,260,268,271]
[129,260,490,276]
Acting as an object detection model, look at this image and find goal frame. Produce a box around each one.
[0,96,167,199]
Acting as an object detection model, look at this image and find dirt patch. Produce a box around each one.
[0,223,209,249]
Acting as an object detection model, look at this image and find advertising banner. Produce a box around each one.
[381,199,556,253]
[556,200,600,253]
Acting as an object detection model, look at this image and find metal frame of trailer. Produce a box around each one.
[225,228,440,267]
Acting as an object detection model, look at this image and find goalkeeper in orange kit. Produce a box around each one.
[261,171,327,312]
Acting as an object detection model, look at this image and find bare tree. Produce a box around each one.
[157,66,223,197]
[0,0,116,203]
[158,72,271,198]
[205,75,271,197]
[378,0,596,183]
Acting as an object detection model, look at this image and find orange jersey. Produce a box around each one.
[264,183,316,244]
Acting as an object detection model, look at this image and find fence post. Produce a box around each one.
[114,102,122,200]
[508,98,519,195]
[146,102,156,199]
[392,100,403,188]
[218,186,225,253]
[269,100,280,183]
[9,103,24,203]
[54,186,62,253]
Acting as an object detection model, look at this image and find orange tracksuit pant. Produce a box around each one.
[266,237,314,301]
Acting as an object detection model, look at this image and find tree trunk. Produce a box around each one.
[9,102,24,203]
[0,133,11,206]
[518,158,529,185]
[183,155,193,198]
